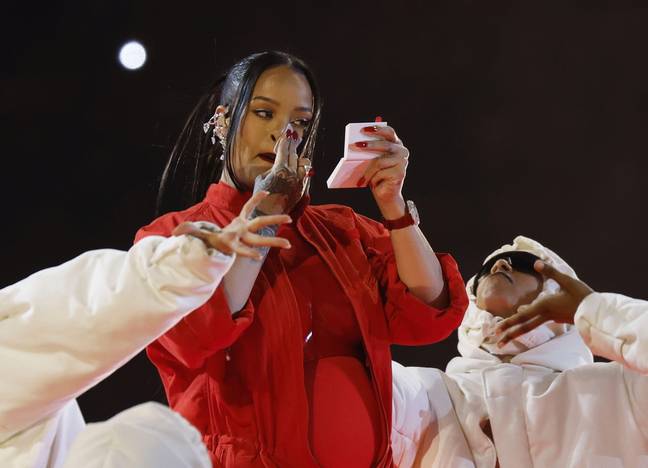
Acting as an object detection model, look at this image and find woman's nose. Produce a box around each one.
[491,258,513,274]
[270,120,294,143]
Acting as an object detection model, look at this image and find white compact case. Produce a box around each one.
[327,121,388,189]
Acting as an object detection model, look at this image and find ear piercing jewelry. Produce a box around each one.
[203,112,227,147]
[203,114,217,145]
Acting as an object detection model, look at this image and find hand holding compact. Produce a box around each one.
[353,125,410,218]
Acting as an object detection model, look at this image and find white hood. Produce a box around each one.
[449,235,593,373]
[62,402,211,468]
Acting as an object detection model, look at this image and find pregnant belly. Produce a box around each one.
[304,356,383,468]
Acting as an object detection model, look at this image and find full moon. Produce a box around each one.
[118,41,147,70]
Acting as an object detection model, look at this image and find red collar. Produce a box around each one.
[205,182,251,213]
[204,182,310,219]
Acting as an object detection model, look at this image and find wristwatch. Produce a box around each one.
[381,200,420,230]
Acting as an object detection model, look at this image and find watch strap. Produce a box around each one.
[381,200,418,230]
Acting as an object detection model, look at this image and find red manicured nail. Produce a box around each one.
[292,131,299,141]
[362,126,378,133]
[357,177,366,187]
[286,129,293,138]
[307,168,316,178]
[354,141,368,148]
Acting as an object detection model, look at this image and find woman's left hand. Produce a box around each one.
[353,125,410,218]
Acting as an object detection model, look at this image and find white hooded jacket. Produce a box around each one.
[0,231,233,468]
[62,402,211,468]
[392,236,648,468]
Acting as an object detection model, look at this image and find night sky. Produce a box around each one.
[3,1,648,422]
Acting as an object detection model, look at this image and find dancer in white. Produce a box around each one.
[496,260,648,375]
[0,192,290,468]
[391,236,648,468]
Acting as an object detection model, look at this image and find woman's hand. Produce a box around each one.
[354,125,410,219]
[495,261,594,347]
[172,191,292,260]
[253,125,311,215]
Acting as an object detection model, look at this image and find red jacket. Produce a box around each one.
[135,182,468,467]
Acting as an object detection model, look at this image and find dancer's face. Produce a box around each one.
[221,65,314,190]
[475,258,543,318]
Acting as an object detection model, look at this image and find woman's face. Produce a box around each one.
[475,258,543,318]
[222,65,314,190]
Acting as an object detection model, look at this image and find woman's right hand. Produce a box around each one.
[172,191,292,260]
[253,125,311,215]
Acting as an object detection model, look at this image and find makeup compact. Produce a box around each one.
[327,121,388,189]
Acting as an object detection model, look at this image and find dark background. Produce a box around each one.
[3,0,648,422]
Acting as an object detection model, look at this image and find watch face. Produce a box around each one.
[406,200,420,225]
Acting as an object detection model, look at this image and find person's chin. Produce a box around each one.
[479,279,513,298]
[477,293,515,317]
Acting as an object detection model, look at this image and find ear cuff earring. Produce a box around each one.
[203,112,228,160]
[203,113,226,145]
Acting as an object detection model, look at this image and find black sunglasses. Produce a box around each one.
[472,251,542,295]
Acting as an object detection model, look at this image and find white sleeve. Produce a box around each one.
[0,232,234,440]
[575,292,648,374]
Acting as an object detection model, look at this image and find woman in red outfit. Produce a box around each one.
[136,51,468,467]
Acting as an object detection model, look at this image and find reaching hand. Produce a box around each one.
[172,191,292,260]
[496,260,594,347]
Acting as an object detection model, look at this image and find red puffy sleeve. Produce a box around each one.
[354,213,468,346]
[134,207,255,370]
